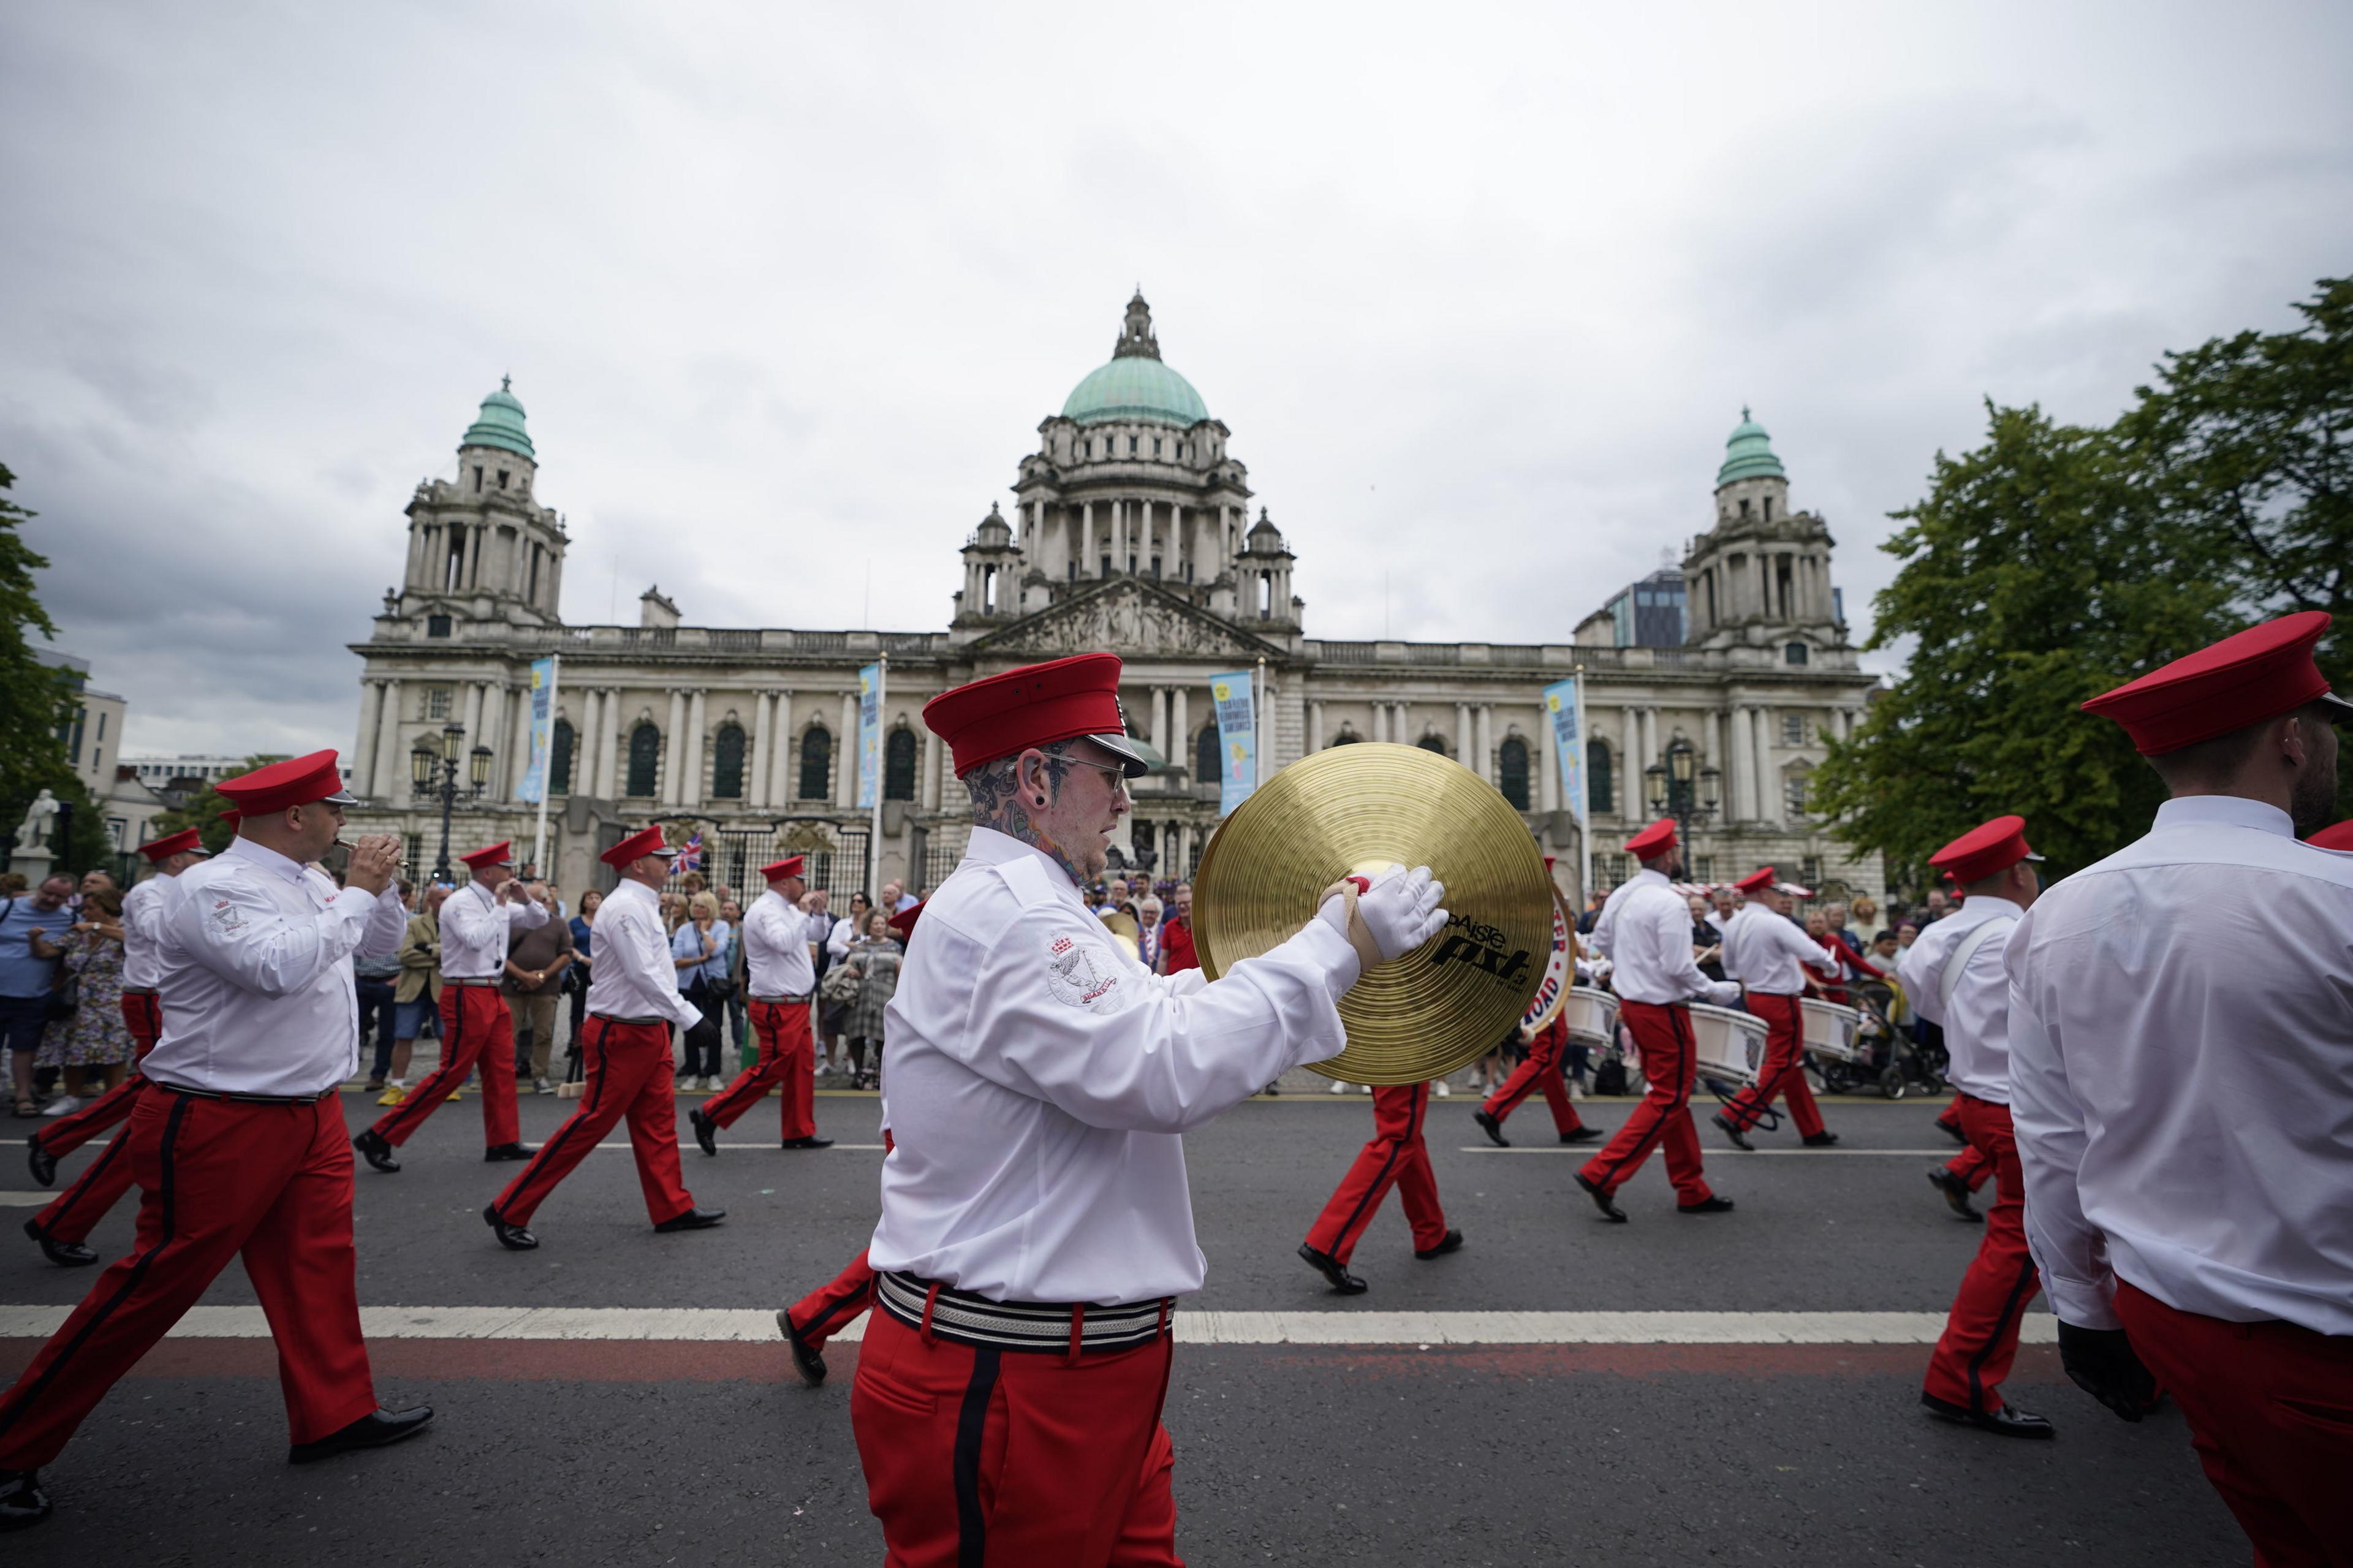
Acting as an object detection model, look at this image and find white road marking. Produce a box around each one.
[0,1194,54,1207]
[0,1304,2052,1346]
[1460,1146,1952,1156]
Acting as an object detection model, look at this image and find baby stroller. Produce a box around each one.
[1815,979,1945,1099]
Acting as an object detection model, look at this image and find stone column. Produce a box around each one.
[1455,702,1472,760]
[767,691,794,807]
[838,691,858,808]
[461,682,485,767]
[1539,717,1559,811]
[920,722,940,811]
[575,686,601,798]
[748,690,773,807]
[373,679,406,798]
[1727,705,1754,822]
[506,682,532,799]
[662,689,688,805]
[1621,706,1640,811]
[1308,699,1325,752]
[684,689,708,808]
[1369,703,1384,745]
[1755,706,1779,825]
[601,689,624,798]
[1170,504,1186,581]
[354,680,384,797]
[1639,709,1658,789]
[1476,704,1494,782]
[1170,686,1190,773]
[1112,501,1127,573]
[1080,501,1094,576]
[1150,687,1169,756]
[1702,710,1722,793]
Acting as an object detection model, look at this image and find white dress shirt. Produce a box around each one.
[1720,901,1827,996]
[1600,869,1741,1007]
[743,889,818,997]
[869,826,1364,1305]
[119,872,184,991]
[1896,895,2023,1103]
[142,838,406,1098]
[2009,795,2353,1336]
[438,879,549,980]
[585,879,705,1031]
[1585,877,1639,961]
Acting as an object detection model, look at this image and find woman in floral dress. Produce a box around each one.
[38,885,134,1102]
[841,909,903,1091]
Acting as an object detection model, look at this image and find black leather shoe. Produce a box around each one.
[482,1142,535,1162]
[1558,1126,1604,1144]
[654,1207,726,1233]
[1678,1195,1736,1214]
[776,1308,827,1385]
[25,1221,97,1268]
[1920,1392,2054,1439]
[688,1109,719,1156]
[781,1136,835,1150]
[1297,1242,1368,1294]
[1802,1131,1840,1148]
[352,1128,400,1174]
[1575,1172,1627,1223]
[0,1468,50,1531]
[1928,1167,1982,1222]
[1472,1109,1510,1148]
[26,1141,56,1188]
[287,1406,434,1464]
[482,1206,538,1251]
[1710,1112,1754,1152]
[1414,1229,1465,1260]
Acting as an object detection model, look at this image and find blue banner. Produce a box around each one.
[1210,669,1257,816]
[516,657,557,803]
[856,662,882,810]
[1544,675,1585,828]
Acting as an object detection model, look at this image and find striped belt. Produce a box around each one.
[449,977,504,988]
[876,1270,1173,1355]
[121,985,159,997]
[750,993,812,1004]
[151,1081,338,1107]
[589,1013,667,1026]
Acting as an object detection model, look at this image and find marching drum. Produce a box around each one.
[1686,1004,1768,1088]
[1799,998,1864,1062]
[1560,986,1620,1050]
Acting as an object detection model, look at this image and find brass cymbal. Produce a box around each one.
[1195,742,1553,1086]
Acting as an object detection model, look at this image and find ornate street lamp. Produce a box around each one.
[412,720,487,884]
[1643,740,1723,873]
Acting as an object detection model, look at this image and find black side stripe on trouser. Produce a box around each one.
[494,1017,612,1220]
[0,1089,191,1444]
[1328,1084,1427,1248]
[1966,1256,2040,1414]
[953,1346,1003,1568]
[803,1278,874,1336]
[31,1129,133,1239]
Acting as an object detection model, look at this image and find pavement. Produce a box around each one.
[0,1087,2243,1564]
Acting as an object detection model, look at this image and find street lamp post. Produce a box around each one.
[1643,741,1723,874]
[411,721,492,882]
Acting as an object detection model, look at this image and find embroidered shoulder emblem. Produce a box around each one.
[1043,932,1124,1015]
[208,899,247,935]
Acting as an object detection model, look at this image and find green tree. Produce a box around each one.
[0,462,94,871]
[153,755,290,855]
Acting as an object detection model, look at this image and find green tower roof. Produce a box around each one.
[1716,406,1784,486]
[461,376,535,460]
[1060,291,1210,427]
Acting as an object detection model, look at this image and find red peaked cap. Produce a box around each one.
[2083,611,2353,756]
[2308,819,2353,852]
[1623,818,1677,859]
[1928,814,2043,885]
[761,855,806,882]
[137,828,207,862]
[216,751,354,816]
[460,841,512,871]
[1734,866,1776,894]
[922,654,1151,779]
[888,901,923,939]
[601,824,680,868]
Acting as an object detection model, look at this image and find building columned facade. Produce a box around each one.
[347,296,1882,904]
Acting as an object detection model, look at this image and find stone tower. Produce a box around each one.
[1680,410,1843,662]
[388,379,568,632]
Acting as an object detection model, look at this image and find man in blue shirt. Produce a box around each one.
[1,876,77,1116]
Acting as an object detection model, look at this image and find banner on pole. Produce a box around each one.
[856,662,882,810]
[517,657,557,805]
[1210,669,1257,816]
[1544,676,1586,829]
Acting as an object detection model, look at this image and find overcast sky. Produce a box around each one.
[6,1,2349,759]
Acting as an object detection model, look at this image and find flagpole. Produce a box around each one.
[1573,665,1593,903]
[532,655,558,879]
[868,655,887,901]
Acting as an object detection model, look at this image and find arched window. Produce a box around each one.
[1195,725,1220,781]
[1415,733,1449,757]
[711,724,746,799]
[1784,641,1809,667]
[798,725,832,801]
[550,718,575,795]
[884,728,917,801]
[626,724,661,798]
[1499,737,1531,810]
[1329,730,1360,746]
[1586,739,1613,816]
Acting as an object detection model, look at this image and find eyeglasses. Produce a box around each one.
[1054,755,1132,793]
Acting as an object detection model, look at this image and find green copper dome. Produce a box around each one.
[1716,406,1784,486]
[1060,292,1209,427]
[461,376,535,460]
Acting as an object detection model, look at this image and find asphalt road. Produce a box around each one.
[0,1088,2245,1565]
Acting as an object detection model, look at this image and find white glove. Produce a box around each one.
[1704,979,1742,1007]
[1319,864,1449,969]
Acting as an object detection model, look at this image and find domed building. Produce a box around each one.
[346,297,1881,906]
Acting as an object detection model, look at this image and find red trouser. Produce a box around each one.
[2115,1279,2353,1568]
[852,1305,1181,1567]
[369,984,520,1149]
[29,1081,152,1246]
[29,995,162,1162]
[1577,1002,1714,1203]
[1303,1083,1450,1265]
[489,1016,693,1227]
[1480,1015,1585,1135]
[789,1247,879,1352]
[1922,1094,2039,1414]
[1936,1102,1994,1192]
[702,998,814,1142]
[0,1090,377,1469]
[1718,992,1825,1137]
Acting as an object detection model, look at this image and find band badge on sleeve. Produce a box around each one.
[1044,933,1124,1015]
[208,898,247,936]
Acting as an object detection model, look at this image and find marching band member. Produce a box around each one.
[354,841,547,1172]
[1710,866,1838,1151]
[1298,1077,1463,1294]
[1472,858,1604,1149]
[23,828,209,1265]
[0,754,429,1532]
[481,827,724,1250]
[690,854,832,1156]
[1898,815,2051,1437]
[2010,612,2352,1557]
[1574,819,1741,1222]
[851,653,1445,1562]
